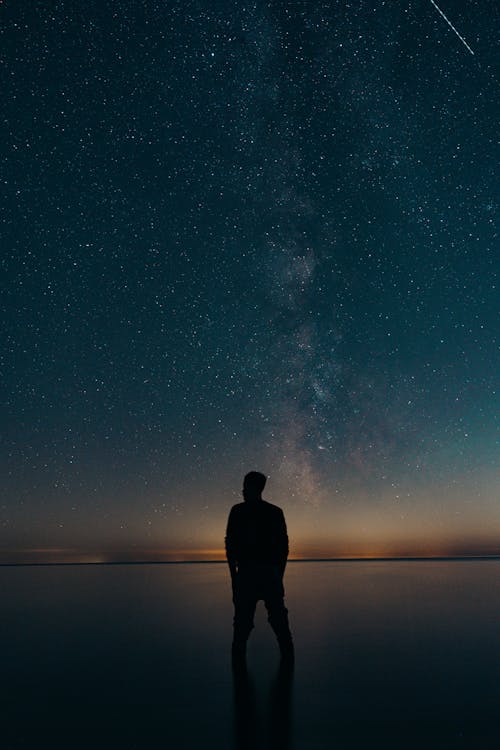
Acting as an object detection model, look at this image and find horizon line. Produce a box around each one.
[1,555,499,568]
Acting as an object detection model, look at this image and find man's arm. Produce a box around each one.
[225,506,238,579]
[278,508,289,576]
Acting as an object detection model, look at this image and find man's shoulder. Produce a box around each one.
[261,499,284,515]
[229,500,283,515]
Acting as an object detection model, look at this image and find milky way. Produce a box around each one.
[1,1,498,561]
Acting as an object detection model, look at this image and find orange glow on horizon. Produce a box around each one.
[1,540,499,565]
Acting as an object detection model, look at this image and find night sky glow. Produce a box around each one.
[1,1,498,563]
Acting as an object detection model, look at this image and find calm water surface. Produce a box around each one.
[2,561,499,749]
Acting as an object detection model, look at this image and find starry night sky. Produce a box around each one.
[1,1,498,563]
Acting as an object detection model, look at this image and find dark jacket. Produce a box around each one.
[225,499,289,571]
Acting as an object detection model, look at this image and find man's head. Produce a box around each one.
[243,471,267,502]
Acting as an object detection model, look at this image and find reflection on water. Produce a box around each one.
[233,659,293,750]
[2,560,499,749]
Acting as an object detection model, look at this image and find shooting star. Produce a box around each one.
[429,0,475,55]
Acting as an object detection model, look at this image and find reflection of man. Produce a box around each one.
[225,471,294,662]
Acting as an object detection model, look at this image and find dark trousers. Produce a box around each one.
[232,563,292,647]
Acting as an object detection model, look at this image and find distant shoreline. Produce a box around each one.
[1,556,499,567]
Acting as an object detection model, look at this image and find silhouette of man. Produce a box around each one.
[226,471,294,662]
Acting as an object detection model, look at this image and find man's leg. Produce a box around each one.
[232,587,257,659]
[264,586,294,659]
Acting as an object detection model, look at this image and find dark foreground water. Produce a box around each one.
[2,561,499,749]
